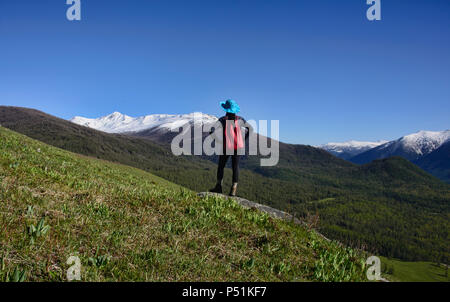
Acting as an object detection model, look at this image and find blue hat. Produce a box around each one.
[220,99,240,114]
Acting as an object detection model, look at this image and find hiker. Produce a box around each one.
[209,99,253,196]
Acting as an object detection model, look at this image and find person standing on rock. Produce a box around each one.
[209,99,253,196]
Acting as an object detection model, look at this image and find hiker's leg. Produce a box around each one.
[229,155,240,197]
[231,155,240,183]
[210,155,228,193]
[217,155,229,183]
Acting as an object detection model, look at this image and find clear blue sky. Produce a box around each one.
[0,0,449,145]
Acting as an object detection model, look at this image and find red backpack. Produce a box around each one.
[225,116,244,150]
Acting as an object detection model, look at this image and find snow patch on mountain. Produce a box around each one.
[321,130,450,161]
[70,112,218,134]
[384,130,450,156]
[319,140,388,154]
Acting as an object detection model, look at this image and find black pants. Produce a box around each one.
[217,155,240,183]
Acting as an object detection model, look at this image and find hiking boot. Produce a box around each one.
[209,183,223,194]
[229,183,238,197]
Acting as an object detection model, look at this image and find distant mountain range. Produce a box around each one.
[350,130,450,160]
[71,111,218,134]
[71,111,219,145]
[71,112,450,183]
[319,130,450,183]
[319,140,388,160]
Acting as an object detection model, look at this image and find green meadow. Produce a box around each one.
[381,257,449,282]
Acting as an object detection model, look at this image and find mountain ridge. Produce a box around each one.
[70,111,218,134]
[72,112,449,173]
[350,130,450,163]
[414,141,450,183]
[319,130,450,182]
[319,140,388,160]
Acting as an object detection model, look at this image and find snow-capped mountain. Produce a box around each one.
[390,130,450,156]
[319,140,388,160]
[70,112,218,134]
[351,130,450,164]
[414,140,450,183]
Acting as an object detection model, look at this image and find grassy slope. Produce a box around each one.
[0,126,367,282]
[380,257,449,282]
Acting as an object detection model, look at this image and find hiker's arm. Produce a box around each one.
[243,119,254,140]
[246,124,253,140]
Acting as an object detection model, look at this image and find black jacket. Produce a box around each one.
[211,114,253,153]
